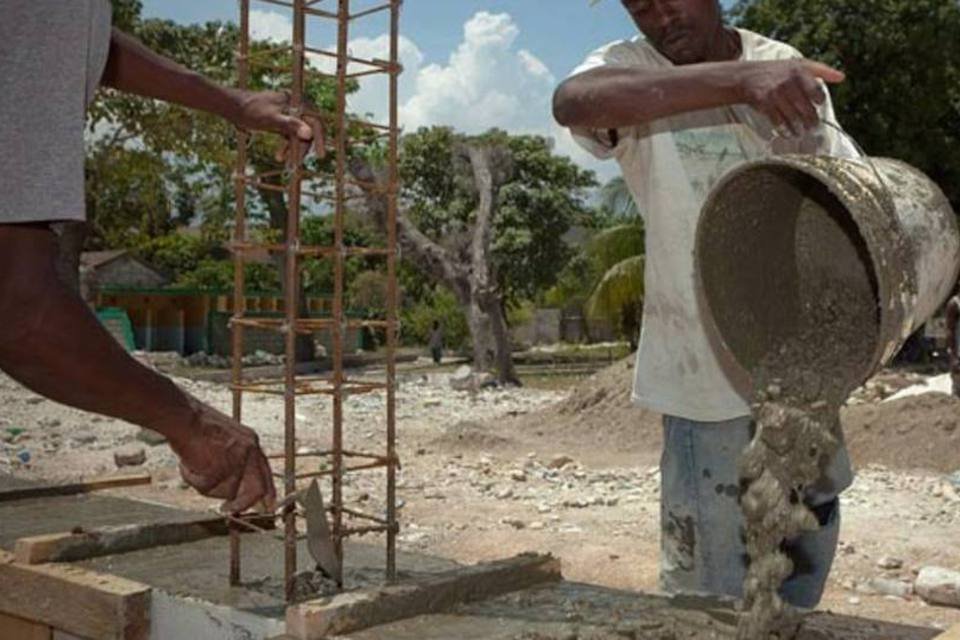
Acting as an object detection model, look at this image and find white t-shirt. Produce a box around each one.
[569,28,860,422]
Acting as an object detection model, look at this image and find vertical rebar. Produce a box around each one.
[330,0,351,587]
[283,0,307,603]
[385,0,400,583]
[229,0,251,588]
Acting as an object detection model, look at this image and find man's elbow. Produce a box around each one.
[552,80,583,128]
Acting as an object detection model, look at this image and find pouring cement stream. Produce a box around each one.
[694,154,960,639]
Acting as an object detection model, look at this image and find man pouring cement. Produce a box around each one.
[553,0,859,609]
[0,2,327,513]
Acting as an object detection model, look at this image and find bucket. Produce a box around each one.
[694,154,960,401]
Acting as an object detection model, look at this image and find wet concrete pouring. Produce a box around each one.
[732,169,893,638]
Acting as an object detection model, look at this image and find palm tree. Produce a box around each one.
[583,216,645,350]
[598,176,640,218]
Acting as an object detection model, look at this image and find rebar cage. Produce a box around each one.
[227,0,402,602]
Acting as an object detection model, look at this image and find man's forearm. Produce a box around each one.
[553,62,745,130]
[101,29,243,123]
[0,226,197,448]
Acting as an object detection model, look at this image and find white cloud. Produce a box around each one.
[399,12,553,134]
[249,9,291,44]
[245,9,620,184]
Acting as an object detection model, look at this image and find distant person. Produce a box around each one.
[0,1,326,513]
[946,289,960,397]
[428,321,444,365]
[554,0,860,610]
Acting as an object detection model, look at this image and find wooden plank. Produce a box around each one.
[286,553,562,639]
[0,550,149,640]
[14,514,276,564]
[0,611,51,640]
[0,474,152,503]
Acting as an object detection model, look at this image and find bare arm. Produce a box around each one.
[553,59,845,137]
[102,28,324,157]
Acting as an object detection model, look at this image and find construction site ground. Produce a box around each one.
[1,353,959,635]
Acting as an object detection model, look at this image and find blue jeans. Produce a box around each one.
[660,414,853,609]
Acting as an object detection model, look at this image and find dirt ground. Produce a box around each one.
[1,355,959,633]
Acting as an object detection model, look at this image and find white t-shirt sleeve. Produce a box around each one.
[566,41,646,160]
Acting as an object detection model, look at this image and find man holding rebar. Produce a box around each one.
[553,0,859,609]
[0,1,323,512]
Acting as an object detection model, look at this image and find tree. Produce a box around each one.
[350,127,597,384]
[83,0,358,359]
[598,176,640,219]
[732,0,960,210]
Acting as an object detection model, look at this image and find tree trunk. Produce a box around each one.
[347,146,520,383]
[483,297,519,385]
[467,298,495,373]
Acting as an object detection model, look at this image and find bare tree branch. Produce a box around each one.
[348,156,469,299]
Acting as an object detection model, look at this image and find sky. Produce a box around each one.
[140,1,734,183]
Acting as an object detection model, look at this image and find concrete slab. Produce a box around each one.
[79,535,461,620]
[333,581,941,640]
[0,492,205,551]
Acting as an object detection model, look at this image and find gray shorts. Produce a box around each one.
[0,1,111,224]
[660,414,853,609]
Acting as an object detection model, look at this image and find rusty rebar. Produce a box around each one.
[233,0,401,603]
[228,0,251,588]
[385,0,401,584]
[330,0,351,589]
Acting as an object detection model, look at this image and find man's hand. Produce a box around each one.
[737,60,845,138]
[231,90,325,164]
[167,402,277,514]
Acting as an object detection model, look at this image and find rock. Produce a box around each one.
[510,470,527,482]
[500,517,525,530]
[860,577,913,598]
[529,521,545,530]
[877,556,904,570]
[16,449,30,464]
[548,455,575,469]
[136,429,167,446]
[948,471,960,490]
[847,596,861,605]
[449,366,475,391]
[916,567,960,608]
[114,446,147,468]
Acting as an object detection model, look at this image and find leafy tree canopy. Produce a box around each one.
[399,126,599,306]
[732,0,960,209]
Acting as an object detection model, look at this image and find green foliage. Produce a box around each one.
[85,147,172,248]
[135,233,210,279]
[175,259,279,292]
[597,176,640,218]
[348,271,390,316]
[399,127,598,305]
[732,0,960,209]
[546,213,645,301]
[585,255,645,347]
[300,214,382,296]
[401,286,470,351]
[89,3,354,255]
[507,299,537,328]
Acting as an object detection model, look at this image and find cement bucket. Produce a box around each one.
[694,155,960,400]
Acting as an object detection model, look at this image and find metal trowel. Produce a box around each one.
[299,479,342,584]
